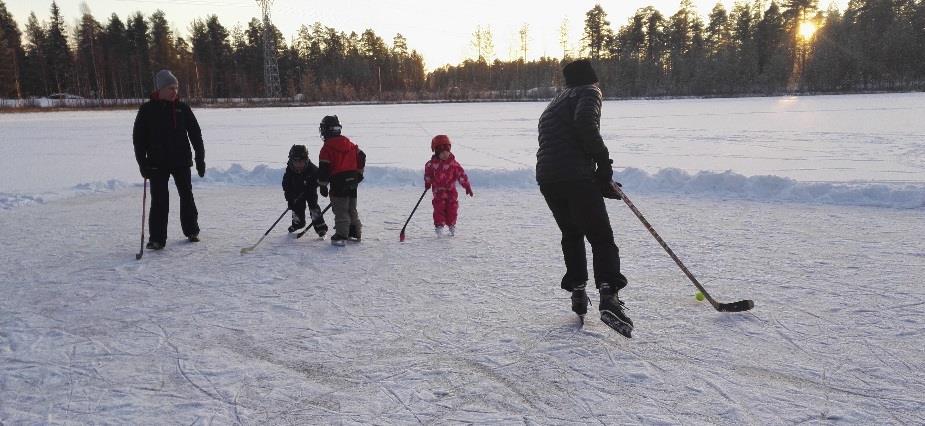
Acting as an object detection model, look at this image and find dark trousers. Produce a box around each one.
[149,167,199,244]
[540,179,627,291]
[290,198,326,230]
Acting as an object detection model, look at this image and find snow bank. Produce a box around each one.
[617,168,925,209]
[203,164,925,209]
[0,180,126,210]
[0,193,44,209]
[2,166,922,211]
[201,164,537,188]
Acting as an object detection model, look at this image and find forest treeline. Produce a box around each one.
[0,0,923,102]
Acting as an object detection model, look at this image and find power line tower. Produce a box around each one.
[257,0,282,98]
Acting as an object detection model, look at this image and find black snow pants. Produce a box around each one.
[539,179,627,291]
[148,167,199,244]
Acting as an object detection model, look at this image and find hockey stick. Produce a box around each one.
[296,202,333,238]
[135,179,148,260]
[399,187,430,242]
[240,207,290,254]
[613,184,754,312]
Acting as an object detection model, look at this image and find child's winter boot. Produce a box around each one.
[288,213,304,233]
[315,223,328,238]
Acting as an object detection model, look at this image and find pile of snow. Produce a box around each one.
[203,164,925,209]
[3,165,923,211]
[201,164,538,188]
[617,168,925,209]
[72,179,127,193]
[0,193,43,209]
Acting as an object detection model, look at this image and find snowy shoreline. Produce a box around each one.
[3,164,923,211]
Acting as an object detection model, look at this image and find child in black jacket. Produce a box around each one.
[282,145,328,237]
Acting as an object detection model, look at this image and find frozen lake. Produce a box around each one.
[1,93,924,423]
[2,92,925,194]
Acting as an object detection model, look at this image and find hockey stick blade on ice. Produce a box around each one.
[613,184,754,312]
[399,187,429,242]
[241,207,291,254]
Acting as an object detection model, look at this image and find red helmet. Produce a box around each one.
[431,134,451,152]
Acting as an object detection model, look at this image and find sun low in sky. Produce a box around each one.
[799,20,818,39]
[8,0,846,69]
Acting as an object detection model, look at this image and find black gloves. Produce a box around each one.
[594,158,613,183]
[319,185,328,198]
[195,158,206,178]
[601,180,623,199]
[139,161,157,179]
[595,158,621,199]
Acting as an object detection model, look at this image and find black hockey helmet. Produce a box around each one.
[289,144,308,161]
[319,115,342,139]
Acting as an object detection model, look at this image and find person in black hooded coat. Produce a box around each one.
[282,144,328,237]
[536,59,633,336]
[133,69,205,250]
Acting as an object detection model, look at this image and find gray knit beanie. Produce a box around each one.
[154,69,179,91]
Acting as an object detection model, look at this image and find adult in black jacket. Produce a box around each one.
[536,59,633,336]
[133,69,205,250]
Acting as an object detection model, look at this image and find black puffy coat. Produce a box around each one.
[282,160,321,208]
[133,95,204,170]
[536,84,609,184]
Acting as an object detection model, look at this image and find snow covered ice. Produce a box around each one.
[1,93,924,423]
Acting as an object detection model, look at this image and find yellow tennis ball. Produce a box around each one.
[695,292,705,301]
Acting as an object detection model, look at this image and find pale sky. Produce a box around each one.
[7,0,847,70]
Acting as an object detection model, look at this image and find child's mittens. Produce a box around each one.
[319,185,328,197]
[465,187,474,197]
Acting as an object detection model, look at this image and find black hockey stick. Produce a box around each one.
[135,179,148,260]
[240,207,290,254]
[399,187,429,242]
[296,202,333,238]
[613,184,754,312]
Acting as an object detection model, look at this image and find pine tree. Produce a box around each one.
[75,4,104,97]
[103,14,130,98]
[148,10,176,72]
[23,12,49,96]
[583,5,612,60]
[126,12,150,97]
[0,0,24,97]
[45,1,72,94]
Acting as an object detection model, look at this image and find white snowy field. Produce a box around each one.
[2,92,925,195]
[1,94,925,423]
[1,186,924,423]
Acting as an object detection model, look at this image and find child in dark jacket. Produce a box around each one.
[424,135,473,236]
[282,144,328,237]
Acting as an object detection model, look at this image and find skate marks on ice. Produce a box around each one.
[2,187,925,422]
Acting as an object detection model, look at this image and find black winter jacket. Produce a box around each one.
[282,161,321,209]
[536,84,609,184]
[133,95,204,170]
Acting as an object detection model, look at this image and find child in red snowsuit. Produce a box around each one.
[424,135,473,236]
